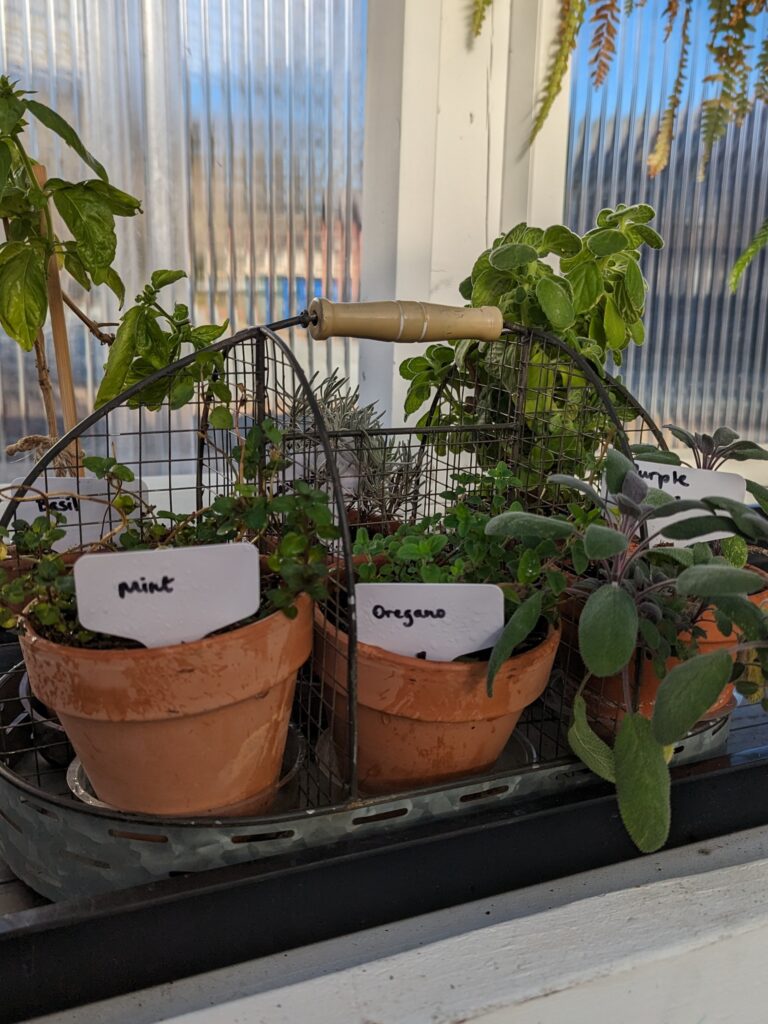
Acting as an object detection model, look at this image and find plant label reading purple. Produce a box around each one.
[8,476,148,552]
[356,583,505,661]
[633,461,746,546]
[74,544,260,648]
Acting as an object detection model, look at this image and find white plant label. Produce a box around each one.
[8,476,147,552]
[633,460,746,546]
[356,583,505,662]
[74,544,261,648]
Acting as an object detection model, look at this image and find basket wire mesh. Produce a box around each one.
[0,315,674,854]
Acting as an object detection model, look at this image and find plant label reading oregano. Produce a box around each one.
[74,544,261,648]
[356,583,505,661]
[8,476,148,552]
[634,461,746,545]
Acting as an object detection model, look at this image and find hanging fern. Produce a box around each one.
[471,0,494,38]
[469,0,768,288]
[729,217,768,292]
[531,0,588,143]
[662,0,681,40]
[648,1,692,177]
[755,32,768,99]
[699,0,756,176]
[588,0,622,85]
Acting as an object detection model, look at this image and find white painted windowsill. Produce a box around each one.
[31,823,768,1024]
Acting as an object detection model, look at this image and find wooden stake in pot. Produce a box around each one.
[33,165,82,473]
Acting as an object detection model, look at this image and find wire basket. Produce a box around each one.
[0,301,729,899]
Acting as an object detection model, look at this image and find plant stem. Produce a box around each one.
[32,331,58,440]
[13,137,54,243]
[61,291,115,345]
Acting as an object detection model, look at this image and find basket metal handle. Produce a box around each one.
[307,298,503,343]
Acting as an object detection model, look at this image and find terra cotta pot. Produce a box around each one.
[314,613,560,793]
[20,594,312,816]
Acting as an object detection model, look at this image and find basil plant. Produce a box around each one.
[485,449,768,853]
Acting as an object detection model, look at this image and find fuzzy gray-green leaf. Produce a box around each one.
[579,584,638,677]
[486,591,542,696]
[568,694,615,782]
[652,651,733,745]
[615,714,670,853]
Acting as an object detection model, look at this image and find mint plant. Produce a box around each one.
[0,420,339,646]
[486,449,768,852]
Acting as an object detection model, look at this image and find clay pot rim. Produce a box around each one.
[21,591,312,662]
[316,606,560,673]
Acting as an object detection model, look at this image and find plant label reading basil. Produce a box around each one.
[356,583,505,661]
[74,544,260,648]
[633,461,746,545]
[8,476,148,552]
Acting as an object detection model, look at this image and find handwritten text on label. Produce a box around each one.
[356,583,505,661]
[633,460,746,546]
[74,544,261,648]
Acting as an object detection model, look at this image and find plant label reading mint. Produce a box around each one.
[74,544,260,648]
[356,583,505,661]
[8,476,147,552]
[634,460,746,546]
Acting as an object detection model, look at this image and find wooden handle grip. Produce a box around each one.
[308,298,503,343]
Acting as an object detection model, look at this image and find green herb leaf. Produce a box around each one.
[404,382,430,417]
[458,275,473,300]
[652,651,733,745]
[579,584,638,677]
[583,523,629,559]
[471,267,514,306]
[712,426,740,447]
[566,259,603,313]
[587,229,629,256]
[542,224,582,257]
[487,591,542,696]
[568,694,615,782]
[603,295,626,349]
[25,99,108,181]
[624,258,645,311]
[85,180,142,216]
[676,565,766,597]
[191,321,229,344]
[604,447,634,495]
[0,242,48,350]
[631,224,664,249]
[485,511,575,540]
[94,305,147,407]
[209,406,234,430]
[0,93,24,134]
[0,141,11,195]
[615,714,670,853]
[488,243,538,271]
[571,538,589,574]
[91,265,125,306]
[51,183,116,271]
[536,276,575,330]
[659,515,737,540]
[170,379,195,409]
[151,269,187,291]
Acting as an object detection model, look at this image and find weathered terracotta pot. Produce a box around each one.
[577,566,768,731]
[20,594,312,816]
[314,613,560,793]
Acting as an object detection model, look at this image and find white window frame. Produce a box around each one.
[357,0,571,425]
